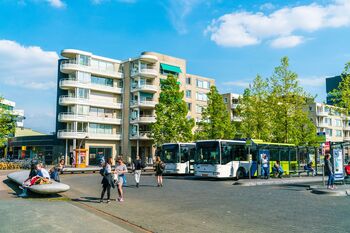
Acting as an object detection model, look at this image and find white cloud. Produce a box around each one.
[0,40,59,90]
[46,0,65,8]
[206,0,350,48]
[270,35,304,48]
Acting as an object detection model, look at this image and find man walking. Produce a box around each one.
[133,155,144,188]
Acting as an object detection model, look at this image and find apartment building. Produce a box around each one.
[307,102,350,143]
[56,49,214,165]
[0,98,25,127]
[221,93,241,122]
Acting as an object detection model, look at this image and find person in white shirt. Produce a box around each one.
[261,154,269,179]
[114,157,128,202]
[37,163,51,180]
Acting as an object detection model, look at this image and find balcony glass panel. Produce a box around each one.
[91,75,113,87]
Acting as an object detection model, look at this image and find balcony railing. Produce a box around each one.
[130,131,152,140]
[60,60,123,78]
[57,130,121,140]
[130,100,156,108]
[131,84,158,92]
[59,96,123,109]
[130,116,156,124]
[131,68,158,77]
[316,111,329,117]
[58,112,122,124]
[59,79,123,94]
[318,123,331,128]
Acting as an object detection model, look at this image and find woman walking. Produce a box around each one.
[115,157,128,202]
[155,156,165,187]
[324,153,336,190]
[100,157,114,203]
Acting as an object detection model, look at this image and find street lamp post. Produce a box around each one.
[77,135,89,167]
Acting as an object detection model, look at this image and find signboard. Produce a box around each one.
[333,148,344,181]
[21,146,26,151]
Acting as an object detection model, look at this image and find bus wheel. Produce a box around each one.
[235,168,245,180]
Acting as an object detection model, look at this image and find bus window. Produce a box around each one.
[162,144,179,163]
[180,147,189,163]
[233,144,246,161]
[280,149,289,161]
[196,141,220,164]
[270,148,279,161]
[221,142,233,164]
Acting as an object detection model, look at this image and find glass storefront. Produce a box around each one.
[89,147,112,165]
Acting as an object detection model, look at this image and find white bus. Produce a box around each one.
[161,143,196,174]
[194,140,253,179]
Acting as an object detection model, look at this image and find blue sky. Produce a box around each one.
[1,0,350,133]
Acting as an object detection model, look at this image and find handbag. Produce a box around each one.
[113,173,118,181]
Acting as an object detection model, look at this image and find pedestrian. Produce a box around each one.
[324,153,336,190]
[114,157,127,202]
[133,155,145,188]
[100,157,115,203]
[49,159,65,182]
[18,163,38,197]
[273,160,283,178]
[261,154,269,179]
[155,156,165,187]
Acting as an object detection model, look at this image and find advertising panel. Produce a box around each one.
[333,148,344,181]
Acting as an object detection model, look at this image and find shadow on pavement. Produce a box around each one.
[3,178,64,199]
[72,196,117,203]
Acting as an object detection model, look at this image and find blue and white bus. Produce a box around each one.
[194,140,257,179]
[161,143,196,174]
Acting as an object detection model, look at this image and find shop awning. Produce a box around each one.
[160,63,182,73]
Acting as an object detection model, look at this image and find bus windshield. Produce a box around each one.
[162,144,179,163]
[196,141,220,164]
[179,144,195,163]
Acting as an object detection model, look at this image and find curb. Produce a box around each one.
[233,177,323,186]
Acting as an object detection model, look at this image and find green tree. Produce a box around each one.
[329,62,350,113]
[195,86,235,139]
[150,75,194,147]
[238,75,271,141]
[268,57,317,145]
[0,97,16,147]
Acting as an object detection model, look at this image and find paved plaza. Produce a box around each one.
[1,171,350,233]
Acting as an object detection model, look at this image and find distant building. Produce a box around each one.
[0,98,25,127]
[221,93,241,122]
[326,75,341,105]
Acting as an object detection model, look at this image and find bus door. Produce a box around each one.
[189,146,196,174]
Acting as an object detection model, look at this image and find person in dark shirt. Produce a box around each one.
[133,155,145,188]
[324,154,335,190]
[18,163,38,197]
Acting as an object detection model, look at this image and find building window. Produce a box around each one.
[335,119,342,127]
[324,118,332,126]
[336,130,342,137]
[196,105,203,113]
[187,103,192,111]
[224,98,228,103]
[196,79,210,89]
[186,90,191,98]
[196,92,208,101]
[325,129,332,136]
[309,106,312,111]
[186,77,191,85]
[79,55,90,66]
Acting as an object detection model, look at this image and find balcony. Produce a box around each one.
[60,79,123,94]
[130,116,156,124]
[316,111,329,117]
[59,96,123,109]
[318,123,331,128]
[57,130,121,140]
[131,84,158,93]
[130,131,152,140]
[344,125,350,131]
[344,136,350,141]
[60,60,123,79]
[131,68,158,78]
[130,100,156,108]
[140,54,158,63]
[58,113,122,125]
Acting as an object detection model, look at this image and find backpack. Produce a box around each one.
[160,162,166,171]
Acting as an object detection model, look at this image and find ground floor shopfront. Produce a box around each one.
[62,138,156,166]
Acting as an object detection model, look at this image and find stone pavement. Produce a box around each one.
[0,171,139,233]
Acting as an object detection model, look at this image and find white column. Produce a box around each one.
[65,139,68,166]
